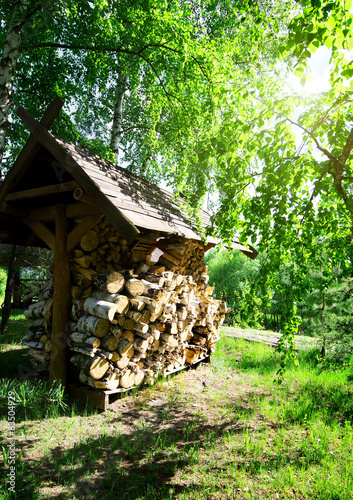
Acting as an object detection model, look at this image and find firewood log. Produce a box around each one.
[80,230,99,252]
[77,315,110,338]
[134,370,145,386]
[92,290,129,313]
[126,310,142,322]
[69,331,101,348]
[82,297,118,322]
[100,335,120,351]
[94,270,125,294]
[71,354,110,379]
[119,369,135,389]
[115,355,130,369]
[124,278,145,297]
[185,349,199,364]
[129,298,146,311]
[121,330,134,342]
[28,348,50,364]
[117,338,135,358]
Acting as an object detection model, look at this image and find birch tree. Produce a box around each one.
[0,0,28,168]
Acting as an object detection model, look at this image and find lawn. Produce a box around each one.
[1,315,353,499]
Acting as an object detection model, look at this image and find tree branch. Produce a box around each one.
[285,116,338,163]
[340,127,353,165]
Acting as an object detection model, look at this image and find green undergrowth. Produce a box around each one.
[1,316,353,499]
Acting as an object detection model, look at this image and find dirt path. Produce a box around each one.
[222,326,319,350]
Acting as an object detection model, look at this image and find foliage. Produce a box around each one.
[205,247,265,328]
[300,271,353,367]
[0,266,6,304]
[1,0,296,176]
[207,244,353,369]
[0,378,68,420]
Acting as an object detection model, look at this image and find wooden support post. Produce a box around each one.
[50,204,71,386]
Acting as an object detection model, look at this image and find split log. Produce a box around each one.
[77,315,110,338]
[117,338,135,359]
[100,335,120,352]
[115,355,130,369]
[69,331,101,348]
[80,230,99,252]
[125,278,144,297]
[129,298,146,311]
[71,354,110,379]
[134,370,145,385]
[119,369,135,388]
[94,270,125,294]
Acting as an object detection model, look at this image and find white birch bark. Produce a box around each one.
[110,74,127,163]
[0,0,28,166]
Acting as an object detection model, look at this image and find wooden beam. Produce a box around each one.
[66,202,101,219]
[73,187,92,204]
[23,201,101,223]
[67,213,103,253]
[0,96,64,203]
[25,221,56,251]
[17,106,140,243]
[5,180,79,202]
[23,206,56,223]
[50,204,71,386]
[0,201,29,217]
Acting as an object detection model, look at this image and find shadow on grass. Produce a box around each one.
[1,401,253,500]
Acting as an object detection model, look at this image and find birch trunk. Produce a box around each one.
[110,74,127,163]
[0,0,28,166]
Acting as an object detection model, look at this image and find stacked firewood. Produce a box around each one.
[22,281,53,371]
[22,217,228,388]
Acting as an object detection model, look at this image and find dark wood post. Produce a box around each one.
[50,204,71,385]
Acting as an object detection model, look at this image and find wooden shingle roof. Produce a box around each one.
[0,101,256,258]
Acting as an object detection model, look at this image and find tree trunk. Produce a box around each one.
[110,73,127,163]
[0,0,28,167]
[1,244,18,334]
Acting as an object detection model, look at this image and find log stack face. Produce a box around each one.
[23,217,228,390]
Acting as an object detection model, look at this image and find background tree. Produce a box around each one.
[0,0,296,179]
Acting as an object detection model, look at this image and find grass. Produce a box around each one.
[1,317,353,499]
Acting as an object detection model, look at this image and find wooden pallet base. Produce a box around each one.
[68,354,210,410]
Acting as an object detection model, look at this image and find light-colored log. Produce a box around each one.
[94,270,125,293]
[92,290,129,314]
[117,338,135,358]
[70,331,100,348]
[126,310,142,322]
[129,298,145,311]
[119,369,135,389]
[115,355,130,369]
[82,297,118,322]
[77,315,110,338]
[133,322,149,334]
[134,370,145,386]
[125,278,144,297]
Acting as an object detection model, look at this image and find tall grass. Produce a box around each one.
[1,316,353,499]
